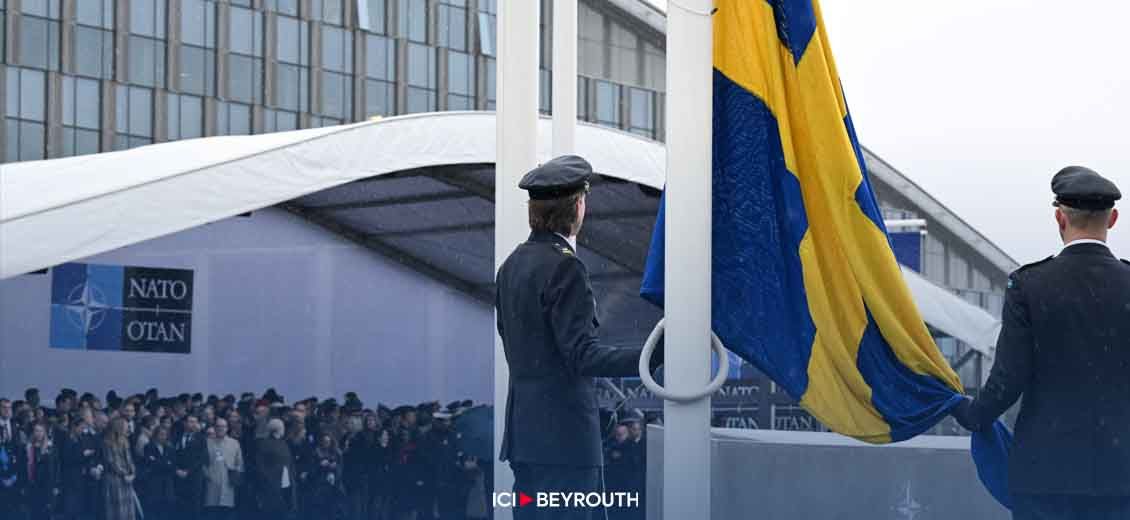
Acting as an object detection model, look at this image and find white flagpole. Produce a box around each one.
[663,0,714,519]
[494,0,540,519]
[552,0,577,157]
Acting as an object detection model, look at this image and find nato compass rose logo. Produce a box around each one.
[63,281,111,334]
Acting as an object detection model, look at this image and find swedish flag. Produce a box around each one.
[641,0,1011,507]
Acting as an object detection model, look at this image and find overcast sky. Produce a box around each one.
[645,0,1130,264]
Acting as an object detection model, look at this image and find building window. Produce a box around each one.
[264,108,298,132]
[228,6,264,104]
[609,22,639,86]
[936,336,957,365]
[0,5,6,62]
[129,0,167,88]
[438,0,467,51]
[311,0,344,25]
[577,76,588,121]
[538,0,549,68]
[447,50,474,110]
[129,35,166,87]
[275,15,310,113]
[399,0,428,43]
[957,344,979,385]
[594,80,622,128]
[20,0,60,18]
[484,56,495,110]
[310,115,341,127]
[1,4,7,62]
[320,26,353,120]
[477,0,496,56]
[215,101,252,135]
[538,68,550,114]
[578,3,605,78]
[364,34,395,117]
[923,234,945,284]
[948,253,969,289]
[5,67,48,161]
[74,0,114,79]
[166,93,204,140]
[264,0,298,16]
[643,42,665,91]
[179,0,216,96]
[405,43,435,113]
[114,85,153,149]
[130,0,165,37]
[628,87,655,138]
[62,76,101,157]
[987,291,1004,318]
[19,1,61,71]
[358,0,387,34]
[971,268,991,292]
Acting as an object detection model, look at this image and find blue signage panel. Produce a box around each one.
[889,231,923,273]
[50,263,194,353]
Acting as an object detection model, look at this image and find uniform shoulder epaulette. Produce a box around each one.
[1014,256,1053,274]
[559,247,574,256]
[1007,256,1053,288]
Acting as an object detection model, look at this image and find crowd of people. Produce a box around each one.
[0,387,651,520]
[0,387,495,520]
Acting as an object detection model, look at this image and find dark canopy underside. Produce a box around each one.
[283,163,665,349]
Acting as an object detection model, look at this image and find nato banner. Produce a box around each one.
[50,262,194,353]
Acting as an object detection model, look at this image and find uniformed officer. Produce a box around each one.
[496,155,663,520]
[952,165,1130,519]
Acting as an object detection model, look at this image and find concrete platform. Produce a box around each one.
[646,425,1009,519]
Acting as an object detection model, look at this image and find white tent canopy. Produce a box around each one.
[0,112,664,280]
[0,111,998,355]
[901,265,1001,356]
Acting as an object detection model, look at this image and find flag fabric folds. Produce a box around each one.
[640,0,1011,508]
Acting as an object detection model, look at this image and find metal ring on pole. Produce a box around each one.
[638,318,730,403]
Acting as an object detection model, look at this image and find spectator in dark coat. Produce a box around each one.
[255,419,295,520]
[174,415,207,520]
[309,432,344,520]
[60,411,101,520]
[422,412,465,520]
[226,410,257,518]
[344,415,378,520]
[140,426,177,520]
[23,422,61,520]
[286,417,314,516]
[392,426,430,520]
[370,428,395,520]
[0,430,26,520]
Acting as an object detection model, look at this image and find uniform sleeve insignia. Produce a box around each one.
[560,247,574,256]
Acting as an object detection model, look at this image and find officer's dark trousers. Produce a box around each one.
[1012,494,1130,520]
[511,462,601,520]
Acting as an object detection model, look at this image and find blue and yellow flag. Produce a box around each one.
[641,0,1011,508]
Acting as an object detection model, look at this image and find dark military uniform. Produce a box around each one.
[954,166,1129,518]
[497,156,661,520]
